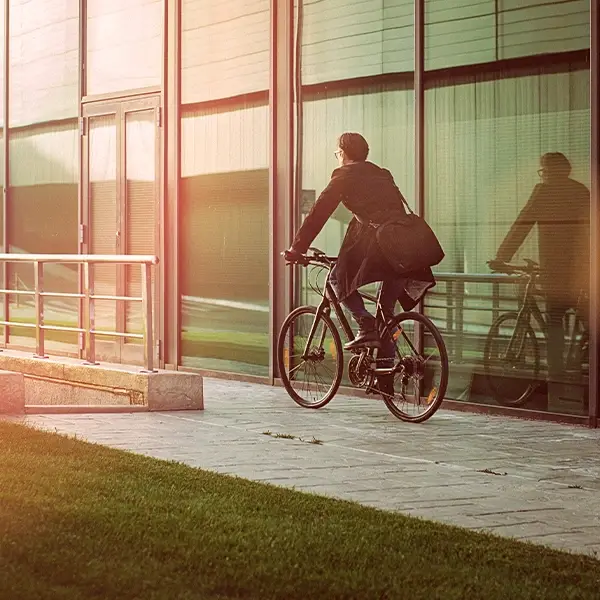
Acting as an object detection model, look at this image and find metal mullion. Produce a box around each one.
[155,98,162,367]
[82,86,161,105]
[165,0,180,369]
[77,0,86,358]
[415,0,424,221]
[2,0,9,347]
[116,105,126,361]
[414,0,425,361]
[269,0,294,383]
[590,0,599,428]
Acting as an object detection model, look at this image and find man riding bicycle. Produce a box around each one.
[284,132,435,396]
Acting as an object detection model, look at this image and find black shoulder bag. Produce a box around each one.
[359,198,445,275]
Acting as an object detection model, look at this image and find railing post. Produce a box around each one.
[492,280,500,324]
[141,262,155,373]
[447,280,454,359]
[455,280,465,362]
[84,262,98,365]
[33,261,47,358]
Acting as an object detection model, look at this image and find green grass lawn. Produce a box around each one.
[0,422,598,600]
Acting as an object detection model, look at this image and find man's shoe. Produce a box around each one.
[345,329,381,350]
[344,317,380,350]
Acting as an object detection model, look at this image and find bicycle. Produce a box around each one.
[484,259,589,407]
[277,248,449,423]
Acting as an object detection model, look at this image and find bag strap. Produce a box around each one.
[353,191,414,226]
[398,192,414,215]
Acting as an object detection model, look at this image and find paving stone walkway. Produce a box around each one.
[16,378,600,557]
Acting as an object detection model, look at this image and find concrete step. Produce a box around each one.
[0,350,203,413]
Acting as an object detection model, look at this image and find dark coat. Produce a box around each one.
[497,177,590,307]
[291,161,435,309]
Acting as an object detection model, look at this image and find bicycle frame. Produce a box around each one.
[300,261,409,377]
[506,268,588,371]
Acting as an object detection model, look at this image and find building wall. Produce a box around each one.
[0,0,594,416]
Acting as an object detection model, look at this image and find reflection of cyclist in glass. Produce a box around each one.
[492,152,590,397]
[284,132,435,396]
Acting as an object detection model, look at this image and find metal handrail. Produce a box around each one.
[427,270,532,362]
[0,254,159,372]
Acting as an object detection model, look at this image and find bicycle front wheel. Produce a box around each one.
[380,312,448,423]
[277,305,344,409]
[484,312,540,407]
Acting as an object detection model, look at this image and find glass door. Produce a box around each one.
[82,96,160,365]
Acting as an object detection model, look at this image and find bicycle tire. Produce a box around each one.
[277,305,344,409]
[381,312,449,423]
[483,311,540,407]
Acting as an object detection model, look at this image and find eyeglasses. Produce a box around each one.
[538,168,546,177]
[334,150,343,159]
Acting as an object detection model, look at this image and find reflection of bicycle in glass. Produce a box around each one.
[277,248,449,423]
[484,259,588,407]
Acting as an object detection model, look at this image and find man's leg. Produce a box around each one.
[329,266,379,349]
[546,299,568,409]
[341,290,380,349]
[375,279,404,397]
[340,290,372,321]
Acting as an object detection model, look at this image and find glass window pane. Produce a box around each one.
[181,0,270,103]
[424,65,590,416]
[425,0,590,70]
[180,102,269,375]
[8,0,80,351]
[9,0,79,125]
[86,0,162,96]
[180,0,270,375]
[301,0,414,85]
[499,0,589,59]
[8,123,79,350]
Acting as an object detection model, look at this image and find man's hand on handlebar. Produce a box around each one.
[487,258,508,272]
[282,248,308,265]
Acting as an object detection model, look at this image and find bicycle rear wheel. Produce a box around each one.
[484,312,540,407]
[277,305,344,408]
[379,312,448,423]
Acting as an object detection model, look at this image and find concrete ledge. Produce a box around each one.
[25,405,151,414]
[0,350,203,412]
[0,370,25,414]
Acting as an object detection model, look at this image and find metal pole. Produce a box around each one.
[414,0,426,377]
[33,261,46,358]
[589,0,599,428]
[415,0,425,218]
[77,0,87,360]
[164,0,181,369]
[3,0,9,348]
[84,261,98,365]
[141,262,155,372]
[269,0,294,383]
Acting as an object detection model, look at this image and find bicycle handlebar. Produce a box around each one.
[282,248,337,267]
[487,259,540,276]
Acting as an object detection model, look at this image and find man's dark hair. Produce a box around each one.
[338,132,369,162]
[541,152,571,177]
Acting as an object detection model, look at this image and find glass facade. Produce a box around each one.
[425,66,590,416]
[7,0,79,350]
[0,0,597,423]
[179,0,270,376]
